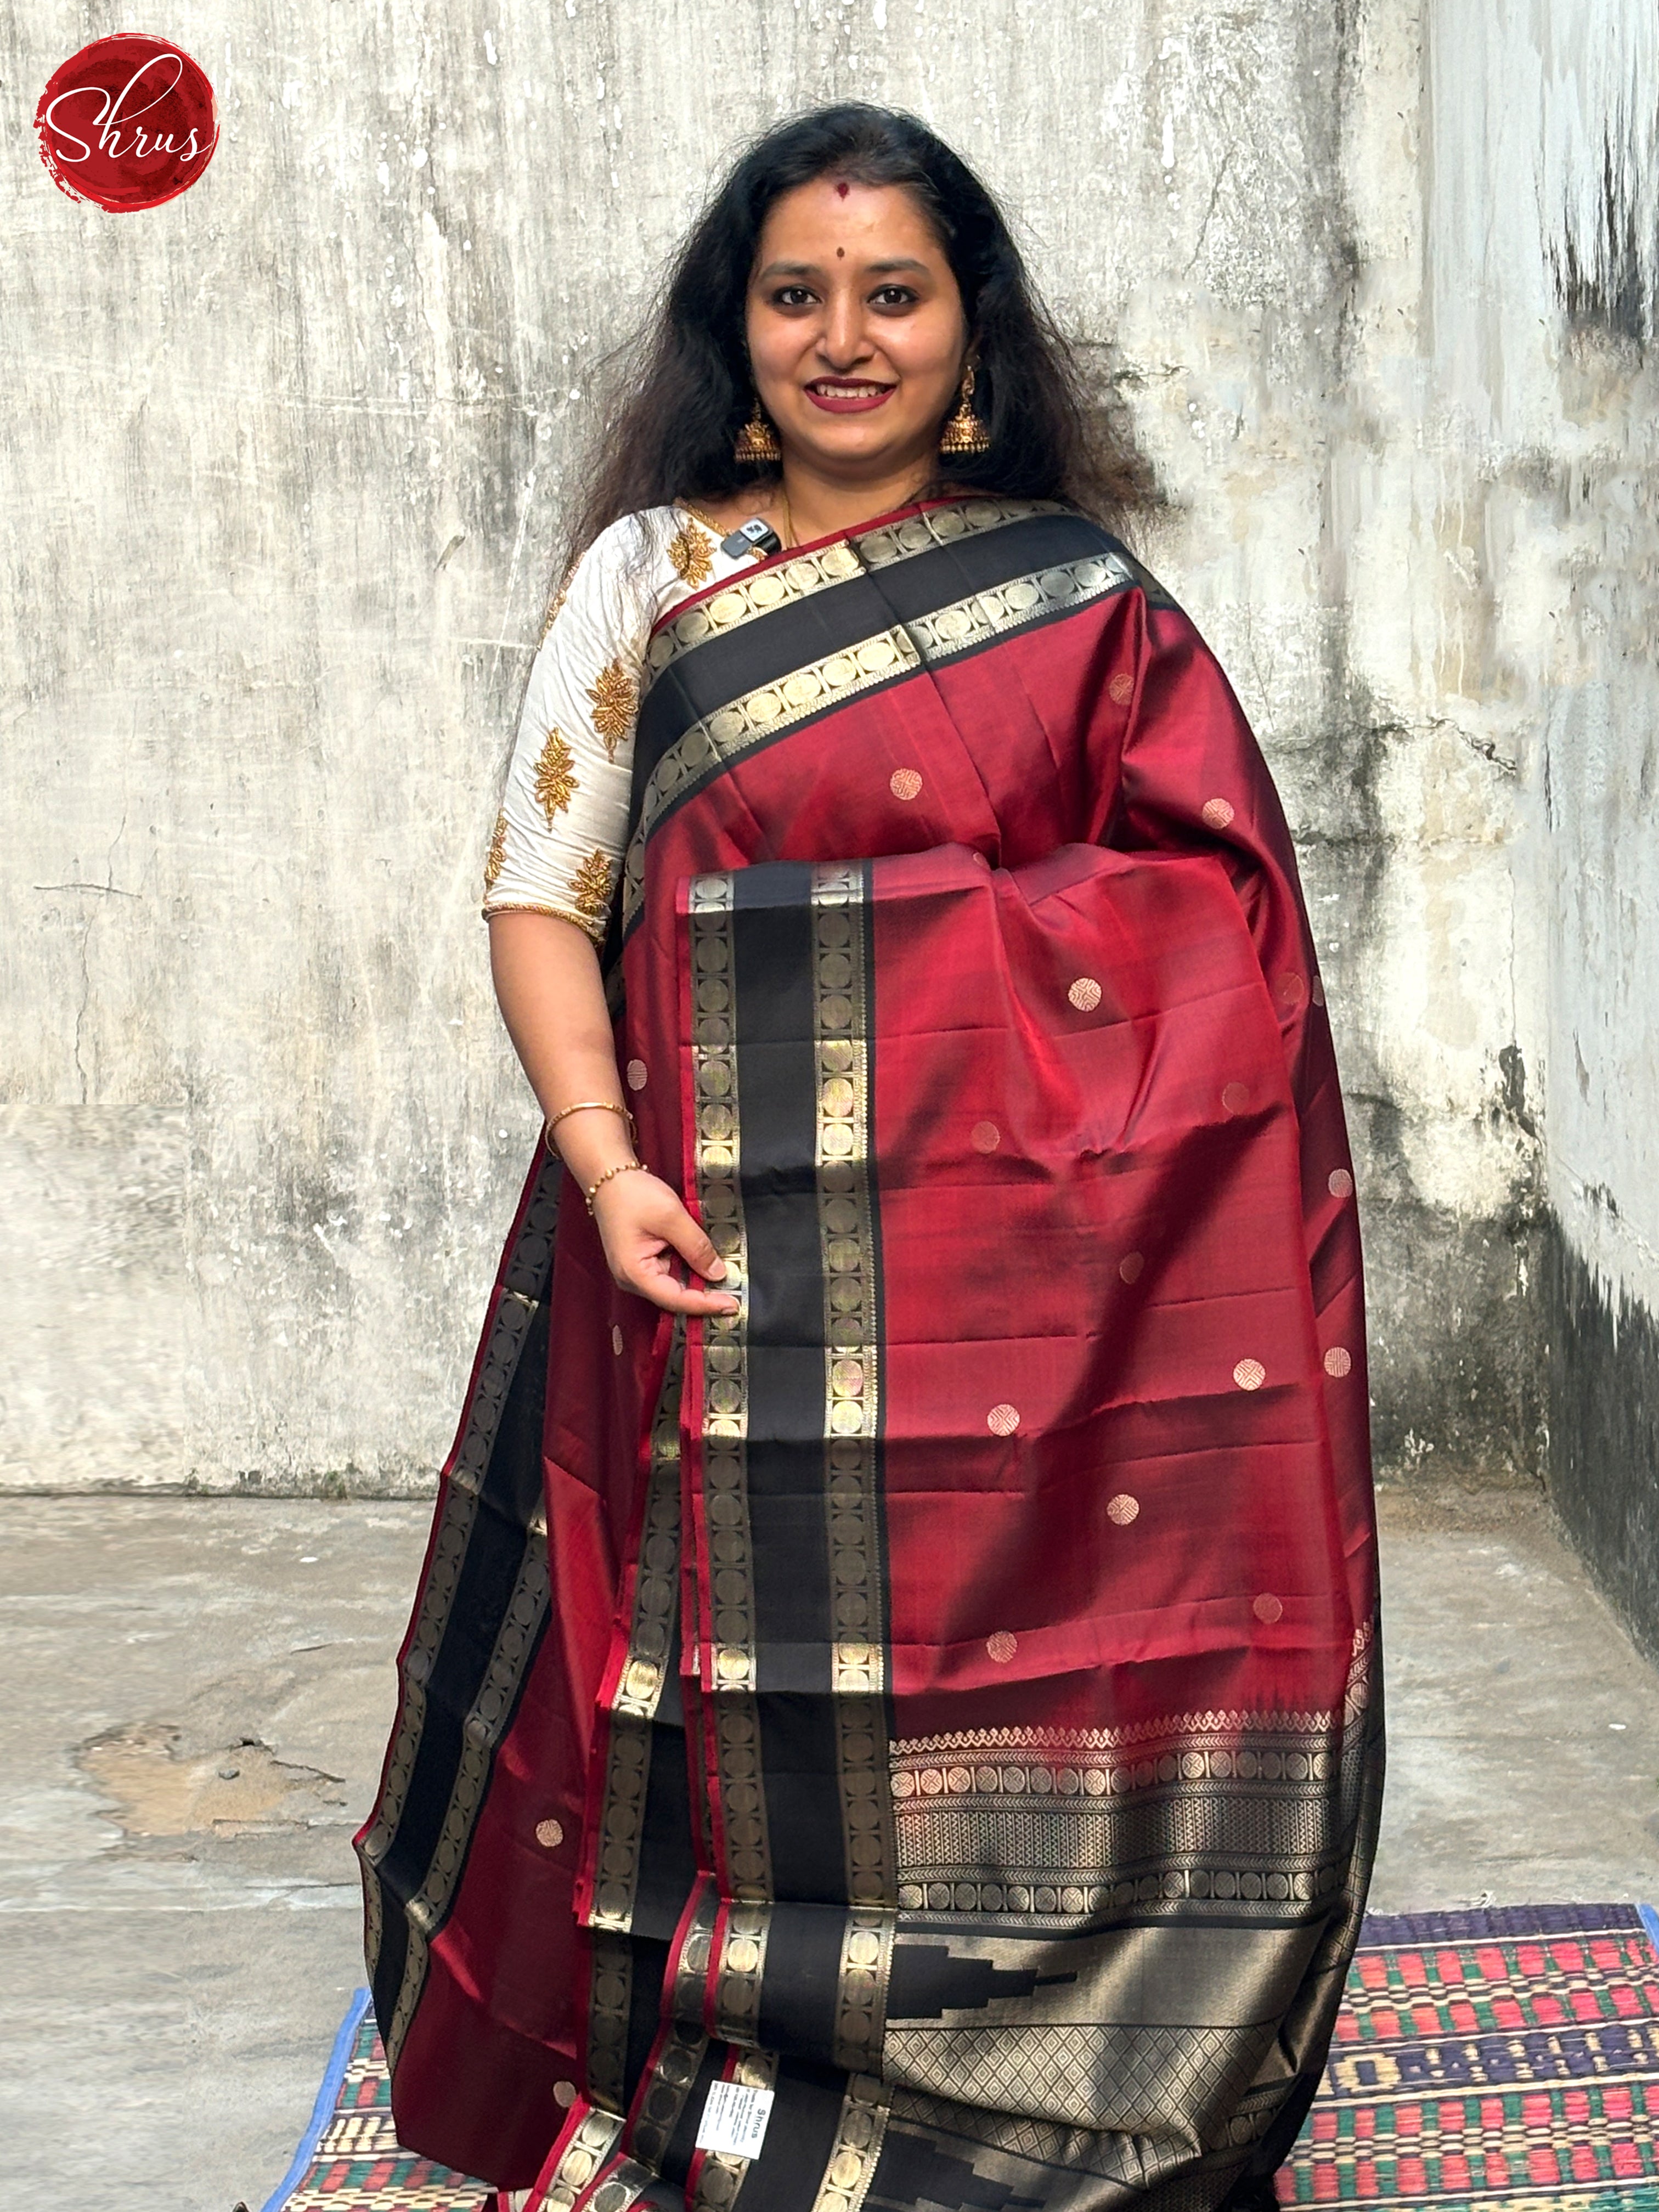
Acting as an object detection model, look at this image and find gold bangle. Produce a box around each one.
[543,1099,636,1155]
[584,1159,647,1214]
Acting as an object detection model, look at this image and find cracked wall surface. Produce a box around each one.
[2,4,1654,1570]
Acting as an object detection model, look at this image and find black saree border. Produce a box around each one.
[614,506,1156,950]
[636,505,1102,767]
[356,1150,562,2070]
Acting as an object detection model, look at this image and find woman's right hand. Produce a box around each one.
[591,1169,741,1316]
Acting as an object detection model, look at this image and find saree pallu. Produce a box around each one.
[357,499,1383,2212]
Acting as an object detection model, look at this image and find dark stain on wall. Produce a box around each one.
[1359,1184,1548,1488]
[1552,135,1652,346]
[1542,1217,1659,1666]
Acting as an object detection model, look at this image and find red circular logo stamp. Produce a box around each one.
[35,35,218,213]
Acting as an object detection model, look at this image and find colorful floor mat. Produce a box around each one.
[263,1905,1659,2211]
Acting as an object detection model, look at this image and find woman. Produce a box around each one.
[357,105,1381,2212]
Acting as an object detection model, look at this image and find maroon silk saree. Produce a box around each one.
[357,496,1382,2212]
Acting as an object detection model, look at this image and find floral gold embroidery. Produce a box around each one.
[568,848,616,919]
[667,520,714,588]
[484,810,507,893]
[588,658,638,761]
[533,727,578,823]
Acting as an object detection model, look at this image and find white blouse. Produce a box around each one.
[482,505,764,942]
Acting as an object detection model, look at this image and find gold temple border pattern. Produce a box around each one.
[689,876,773,1905]
[641,498,1067,688]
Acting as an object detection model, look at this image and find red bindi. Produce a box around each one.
[836,180,850,199]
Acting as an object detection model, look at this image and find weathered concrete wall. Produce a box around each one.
[1412,0,1659,1643]
[1,3,1653,1547]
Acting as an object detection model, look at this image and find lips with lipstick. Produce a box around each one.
[804,378,896,413]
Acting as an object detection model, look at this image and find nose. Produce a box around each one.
[817,287,873,373]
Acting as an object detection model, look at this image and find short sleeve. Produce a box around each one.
[482,517,653,941]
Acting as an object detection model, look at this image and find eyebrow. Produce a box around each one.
[754,256,933,280]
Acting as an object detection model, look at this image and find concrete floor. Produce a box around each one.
[2,1488,1657,2210]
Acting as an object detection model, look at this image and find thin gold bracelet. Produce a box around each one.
[584,1160,648,1215]
[543,1099,636,1156]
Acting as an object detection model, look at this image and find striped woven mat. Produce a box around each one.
[262,1904,1659,2211]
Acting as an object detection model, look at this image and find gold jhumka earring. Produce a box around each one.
[733,400,782,464]
[939,365,990,456]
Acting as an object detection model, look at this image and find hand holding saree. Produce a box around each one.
[358,496,1382,2212]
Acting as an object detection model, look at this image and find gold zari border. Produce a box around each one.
[642,498,1065,686]
[689,877,772,1904]
[536,2109,627,2212]
[710,1898,771,2046]
[809,2075,891,2212]
[584,1931,632,2115]
[627,2018,708,2172]
[889,1629,1376,1920]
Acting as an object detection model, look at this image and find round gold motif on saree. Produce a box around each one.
[626,1057,648,1090]
[1324,1345,1353,1377]
[970,1120,1001,1152]
[986,1402,1020,1435]
[1109,672,1136,704]
[1253,1593,1284,1623]
[1119,1251,1144,1283]
[1221,1081,1250,1114]
[611,1325,623,1356]
[890,767,923,800]
[1201,797,1236,830]
[1107,1493,1140,1525]
[1328,1167,1353,1198]
[986,1630,1018,1663]
[1233,1357,1266,1391]
[553,2078,577,2107]
[1068,976,1103,1011]
[535,1818,564,1849]
[1276,971,1306,1008]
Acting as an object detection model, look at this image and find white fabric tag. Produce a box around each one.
[695,2078,776,2159]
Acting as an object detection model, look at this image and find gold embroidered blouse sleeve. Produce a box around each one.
[482,516,654,942]
[482,506,742,941]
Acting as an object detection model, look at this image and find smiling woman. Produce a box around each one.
[358,105,1381,2212]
